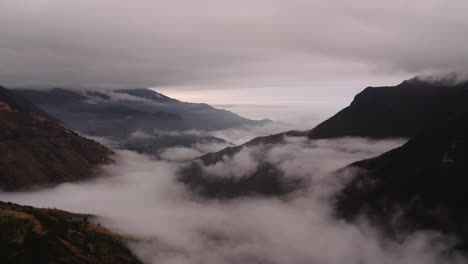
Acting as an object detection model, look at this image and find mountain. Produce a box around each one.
[0,86,113,191]
[178,130,307,198]
[179,76,468,254]
[123,133,231,158]
[0,201,142,264]
[13,88,269,154]
[309,77,468,139]
[334,117,468,251]
[0,86,58,122]
[179,78,468,198]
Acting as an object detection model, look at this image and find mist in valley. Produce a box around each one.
[0,105,464,264]
[1,1,468,263]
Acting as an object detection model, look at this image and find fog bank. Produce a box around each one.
[0,136,464,264]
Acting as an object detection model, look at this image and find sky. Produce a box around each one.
[156,76,403,120]
[1,0,468,107]
[1,3,468,262]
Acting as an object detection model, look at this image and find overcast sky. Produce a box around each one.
[1,0,467,105]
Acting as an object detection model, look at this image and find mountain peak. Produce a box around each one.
[308,78,468,139]
[401,73,468,87]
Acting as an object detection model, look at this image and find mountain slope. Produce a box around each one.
[309,77,468,139]
[14,88,268,154]
[0,86,113,191]
[179,77,468,198]
[14,88,267,135]
[178,130,306,198]
[0,86,58,122]
[0,201,142,264]
[185,77,468,164]
[334,117,468,251]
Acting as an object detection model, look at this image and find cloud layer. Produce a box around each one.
[1,0,468,89]
[0,137,465,264]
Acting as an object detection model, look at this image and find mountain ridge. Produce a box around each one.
[0,86,113,191]
[178,78,468,198]
[334,116,468,251]
[13,87,269,155]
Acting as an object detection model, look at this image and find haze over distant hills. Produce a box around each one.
[14,88,270,155]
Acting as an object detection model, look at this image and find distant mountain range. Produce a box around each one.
[0,86,113,191]
[13,88,269,155]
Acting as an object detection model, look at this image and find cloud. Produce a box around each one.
[103,91,155,103]
[206,122,313,146]
[0,137,464,264]
[200,147,261,179]
[195,136,406,186]
[129,130,156,140]
[160,147,203,162]
[1,1,468,89]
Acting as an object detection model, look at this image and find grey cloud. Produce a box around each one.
[1,0,468,89]
[0,137,464,264]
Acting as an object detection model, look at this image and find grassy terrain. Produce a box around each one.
[0,201,142,264]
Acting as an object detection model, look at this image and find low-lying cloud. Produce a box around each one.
[0,136,464,264]
[197,137,406,185]
[200,146,261,179]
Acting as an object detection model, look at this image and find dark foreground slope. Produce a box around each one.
[0,86,113,191]
[0,201,142,264]
[179,78,468,198]
[335,117,468,251]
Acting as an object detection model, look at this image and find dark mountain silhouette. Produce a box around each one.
[0,86,113,191]
[0,201,142,264]
[334,116,468,251]
[14,88,269,154]
[179,78,468,198]
[309,77,468,139]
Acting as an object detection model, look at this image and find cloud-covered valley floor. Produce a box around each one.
[0,130,465,264]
